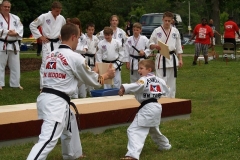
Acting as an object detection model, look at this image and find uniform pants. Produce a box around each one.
[27,109,82,160]
[0,51,21,87]
[104,69,121,89]
[130,70,140,83]
[125,116,171,160]
[156,68,176,98]
[40,42,60,89]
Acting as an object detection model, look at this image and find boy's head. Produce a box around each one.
[103,27,113,42]
[51,1,62,18]
[86,23,95,36]
[162,11,174,29]
[132,22,142,37]
[138,59,155,76]
[70,18,82,34]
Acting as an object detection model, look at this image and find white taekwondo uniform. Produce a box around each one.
[72,33,88,99]
[149,26,182,98]
[122,73,171,160]
[29,11,66,89]
[0,13,23,88]
[97,27,128,62]
[125,35,151,82]
[96,38,124,89]
[27,44,103,160]
[85,34,99,95]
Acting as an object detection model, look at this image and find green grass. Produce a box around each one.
[0,46,240,159]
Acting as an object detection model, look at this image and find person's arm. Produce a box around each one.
[149,29,161,50]
[119,78,146,96]
[175,30,183,67]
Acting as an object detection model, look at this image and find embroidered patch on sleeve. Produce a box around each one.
[137,80,144,85]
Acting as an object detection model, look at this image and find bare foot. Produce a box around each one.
[79,155,86,159]
[0,86,2,90]
[19,86,23,90]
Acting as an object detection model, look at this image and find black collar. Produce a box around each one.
[59,44,72,50]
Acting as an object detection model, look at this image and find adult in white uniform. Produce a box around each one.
[96,27,125,89]
[149,11,183,98]
[119,59,171,160]
[27,23,115,160]
[29,1,66,89]
[0,0,23,90]
[97,15,128,62]
[85,23,99,95]
[125,22,151,83]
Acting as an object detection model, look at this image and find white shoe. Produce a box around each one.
[159,144,172,151]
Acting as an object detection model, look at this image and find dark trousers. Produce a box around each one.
[224,38,236,50]
[37,43,42,55]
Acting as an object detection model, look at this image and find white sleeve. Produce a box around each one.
[74,57,102,88]
[96,42,103,62]
[16,16,23,39]
[29,14,44,39]
[122,77,146,94]
[124,38,131,62]
[175,30,183,54]
[149,29,158,46]
[143,37,152,57]
[117,40,125,62]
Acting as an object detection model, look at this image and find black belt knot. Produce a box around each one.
[163,51,177,78]
[127,98,158,122]
[130,54,146,75]
[41,87,81,131]
[102,59,123,71]
[47,38,60,51]
[83,53,95,67]
[0,39,18,54]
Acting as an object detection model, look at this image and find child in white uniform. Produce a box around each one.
[96,27,124,89]
[125,22,151,83]
[70,18,88,98]
[85,23,99,96]
[119,59,171,160]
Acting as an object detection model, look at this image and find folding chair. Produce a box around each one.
[222,43,236,60]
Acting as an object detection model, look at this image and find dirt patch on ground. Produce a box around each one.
[5,58,42,74]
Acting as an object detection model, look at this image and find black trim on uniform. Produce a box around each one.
[34,122,58,160]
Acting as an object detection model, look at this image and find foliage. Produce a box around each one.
[6,0,240,36]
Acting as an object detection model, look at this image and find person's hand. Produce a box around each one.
[126,62,130,70]
[154,44,161,50]
[118,85,125,96]
[40,36,49,43]
[178,59,183,68]
[139,50,145,56]
[7,30,17,36]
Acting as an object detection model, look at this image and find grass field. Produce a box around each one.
[0,45,240,159]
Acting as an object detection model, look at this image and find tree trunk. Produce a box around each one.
[211,0,221,44]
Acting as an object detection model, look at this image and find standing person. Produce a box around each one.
[69,17,88,99]
[96,27,125,89]
[125,20,132,36]
[97,15,128,62]
[223,16,240,48]
[149,11,183,98]
[208,19,221,53]
[85,22,99,95]
[119,59,171,160]
[190,18,213,65]
[0,0,23,90]
[29,1,66,90]
[36,26,42,56]
[27,23,115,160]
[125,22,151,83]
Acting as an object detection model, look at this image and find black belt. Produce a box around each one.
[127,98,158,122]
[102,59,123,71]
[0,39,18,54]
[162,51,177,78]
[130,54,146,75]
[83,53,95,67]
[47,38,60,51]
[41,87,80,131]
